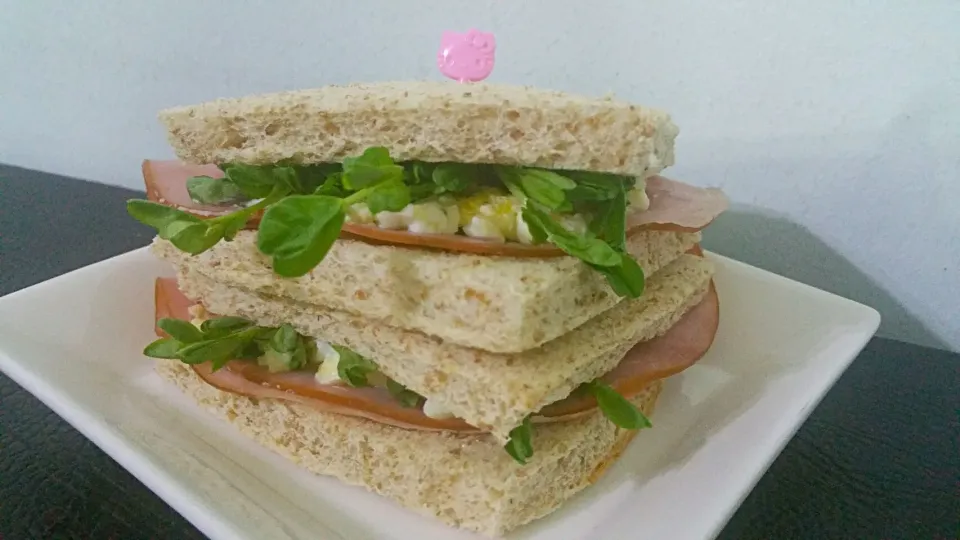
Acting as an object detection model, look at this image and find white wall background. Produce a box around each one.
[2,0,958,350]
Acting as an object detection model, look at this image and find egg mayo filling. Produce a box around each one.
[343,179,651,244]
[180,154,652,246]
[185,305,442,413]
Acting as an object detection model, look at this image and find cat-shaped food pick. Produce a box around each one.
[437,29,496,83]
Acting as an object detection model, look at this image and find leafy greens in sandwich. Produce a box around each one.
[129,146,648,297]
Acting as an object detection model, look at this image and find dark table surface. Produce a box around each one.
[0,163,957,540]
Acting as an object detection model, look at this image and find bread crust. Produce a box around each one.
[158,81,678,177]
[152,230,701,354]
[156,360,663,537]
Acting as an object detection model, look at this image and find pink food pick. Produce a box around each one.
[437,29,496,83]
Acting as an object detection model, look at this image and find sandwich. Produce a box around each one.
[128,81,728,537]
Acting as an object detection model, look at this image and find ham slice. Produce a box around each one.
[153,273,719,432]
[143,160,234,217]
[142,159,728,258]
[632,176,729,233]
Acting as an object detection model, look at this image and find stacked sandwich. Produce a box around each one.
[129,82,728,537]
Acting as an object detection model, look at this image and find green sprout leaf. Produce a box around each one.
[129,179,291,256]
[176,337,245,368]
[259,324,308,373]
[365,180,411,215]
[492,167,644,297]
[223,164,284,199]
[587,381,651,429]
[256,195,346,277]
[313,171,347,197]
[588,182,628,252]
[294,164,343,194]
[186,175,245,205]
[520,203,644,297]
[516,169,576,211]
[143,337,183,359]
[432,163,480,194]
[565,171,625,202]
[591,256,645,298]
[269,323,300,353]
[156,318,204,344]
[521,204,621,267]
[386,378,423,408]
[334,346,378,387]
[409,162,434,184]
[168,221,225,255]
[504,416,534,465]
[126,200,201,239]
[199,316,253,338]
[341,147,404,190]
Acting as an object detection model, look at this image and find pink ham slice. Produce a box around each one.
[143,160,234,217]
[633,176,729,233]
[142,159,728,258]
[154,273,719,432]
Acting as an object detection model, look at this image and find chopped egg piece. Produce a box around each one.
[345,202,374,224]
[437,194,456,206]
[369,189,596,244]
[443,204,460,233]
[480,201,521,239]
[421,399,455,420]
[515,213,535,244]
[513,211,586,243]
[463,215,506,242]
[409,201,458,234]
[457,190,525,241]
[456,188,507,227]
[187,304,209,327]
[375,205,414,229]
[627,179,650,211]
[376,201,460,234]
[314,341,343,385]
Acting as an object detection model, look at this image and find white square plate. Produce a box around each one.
[0,249,880,540]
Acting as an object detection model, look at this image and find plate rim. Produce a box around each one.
[0,247,881,540]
